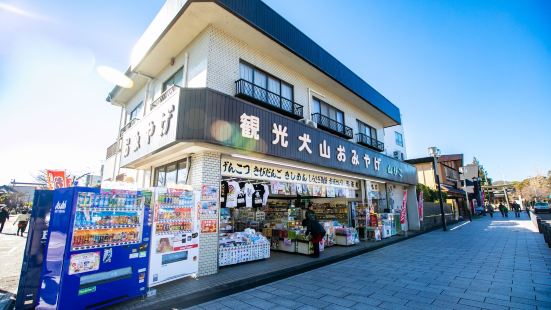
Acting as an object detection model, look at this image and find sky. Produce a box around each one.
[0,0,550,185]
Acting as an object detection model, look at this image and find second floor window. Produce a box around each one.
[357,120,377,141]
[154,159,188,187]
[311,97,344,124]
[163,67,183,91]
[128,101,143,123]
[395,132,404,147]
[239,61,294,103]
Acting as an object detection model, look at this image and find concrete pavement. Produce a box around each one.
[186,213,551,310]
[0,216,27,308]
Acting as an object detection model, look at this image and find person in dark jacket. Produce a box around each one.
[0,207,9,233]
[498,203,505,217]
[512,202,521,218]
[304,213,325,258]
[486,203,494,218]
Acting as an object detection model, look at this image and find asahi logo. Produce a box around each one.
[54,201,67,214]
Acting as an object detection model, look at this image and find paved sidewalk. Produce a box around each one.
[0,216,27,308]
[185,213,551,310]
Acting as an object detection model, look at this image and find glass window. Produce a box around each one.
[313,97,344,125]
[154,159,188,186]
[357,120,377,140]
[281,82,292,100]
[176,160,188,184]
[154,167,166,187]
[163,67,183,91]
[311,98,320,115]
[395,132,404,147]
[267,76,280,95]
[128,101,143,122]
[239,62,253,82]
[165,164,177,186]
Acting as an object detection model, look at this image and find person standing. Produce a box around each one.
[504,204,509,218]
[303,210,326,258]
[13,210,30,236]
[0,207,9,233]
[498,203,505,217]
[513,202,521,218]
[486,203,494,218]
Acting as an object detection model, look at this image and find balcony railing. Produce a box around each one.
[356,133,384,152]
[235,79,303,119]
[151,84,179,111]
[106,140,120,159]
[119,118,140,138]
[311,113,353,139]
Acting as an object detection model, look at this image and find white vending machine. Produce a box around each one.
[148,185,199,287]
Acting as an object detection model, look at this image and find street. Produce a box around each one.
[0,215,27,307]
[185,213,551,310]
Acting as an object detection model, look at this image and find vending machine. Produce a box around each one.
[15,190,53,309]
[148,185,199,287]
[37,187,151,310]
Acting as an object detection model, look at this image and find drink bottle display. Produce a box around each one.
[148,186,199,287]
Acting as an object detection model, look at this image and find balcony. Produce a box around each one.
[311,113,353,139]
[235,79,303,119]
[356,133,384,152]
[106,140,120,159]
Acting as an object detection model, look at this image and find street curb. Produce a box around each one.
[139,221,460,310]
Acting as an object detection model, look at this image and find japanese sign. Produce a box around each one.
[221,157,359,189]
[200,220,217,233]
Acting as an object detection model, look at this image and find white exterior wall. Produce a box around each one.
[189,151,221,276]
[384,124,407,160]
[206,26,385,135]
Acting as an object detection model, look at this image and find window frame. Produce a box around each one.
[356,120,377,141]
[312,97,345,125]
[162,66,184,92]
[128,101,143,123]
[153,158,188,187]
[395,131,404,147]
[239,60,294,102]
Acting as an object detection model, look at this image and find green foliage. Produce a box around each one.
[416,183,448,203]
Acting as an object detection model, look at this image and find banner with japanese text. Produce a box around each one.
[418,191,424,221]
[400,189,408,225]
[46,170,66,190]
[221,157,359,189]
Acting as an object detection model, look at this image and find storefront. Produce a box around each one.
[117,87,419,276]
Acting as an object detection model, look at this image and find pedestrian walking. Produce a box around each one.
[498,203,505,217]
[303,210,326,258]
[0,207,9,233]
[504,204,509,218]
[512,202,521,218]
[486,203,494,218]
[13,210,30,236]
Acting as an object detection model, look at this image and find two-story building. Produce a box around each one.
[102,0,419,277]
[406,154,467,220]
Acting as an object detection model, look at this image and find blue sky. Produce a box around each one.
[0,0,550,184]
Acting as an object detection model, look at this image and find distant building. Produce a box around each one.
[406,154,467,219]
[383,124,407,161]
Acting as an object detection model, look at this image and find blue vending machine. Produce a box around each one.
[37,187,151,310]
[15,190,53,309]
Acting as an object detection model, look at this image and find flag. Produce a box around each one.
[400,190,408,224]
[418,191,424,221]
[66,177,74,187]
[47,170,66,190]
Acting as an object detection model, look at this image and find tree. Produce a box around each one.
[515,175,551,202]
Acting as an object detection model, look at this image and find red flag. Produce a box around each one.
[418,191,424,221]
[47,170,66,190]
[400,190,408,224]
[66,177,73,187]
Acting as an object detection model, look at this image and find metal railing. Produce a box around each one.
[151,84,179,111]
[356,132,384,151]
[119,118,140,137]
[235,79,303,119]
[106,140,120,159]
[311,113,353,139]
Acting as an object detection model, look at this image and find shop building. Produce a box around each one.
[383,124,407,161]
[103,0,419,277]
[406,154,466,220]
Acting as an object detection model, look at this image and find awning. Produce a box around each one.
[441,184,466,197]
